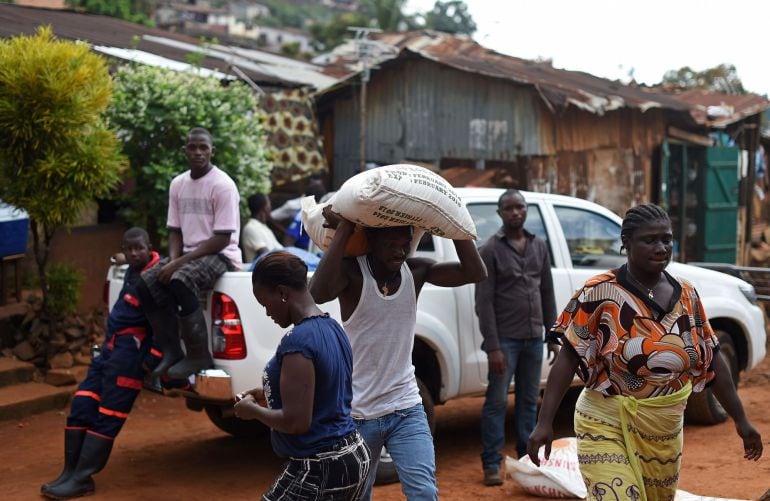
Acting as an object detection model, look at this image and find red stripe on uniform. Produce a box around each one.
[87,430,115,441]
[116,376,143,390]
[75,390,101,401]
[116,326,146,338]
[98,406,129,419]
[123,293,140,307]
[150,348,162,357]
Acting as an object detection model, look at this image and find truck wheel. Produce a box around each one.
[374,377,435,486]
[684,331,737,426]
[204,405,269,438]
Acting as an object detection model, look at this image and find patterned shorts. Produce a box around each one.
[264,431,372,501]
[140,254,232,307]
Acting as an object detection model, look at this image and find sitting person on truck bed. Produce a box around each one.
[310,210,487,501]
[242,192,282,264]
[137,127,242,380]
[41,227,189,500]
[234,251,371,500]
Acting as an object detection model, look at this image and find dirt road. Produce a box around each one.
[3,357,769,501]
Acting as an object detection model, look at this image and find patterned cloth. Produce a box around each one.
[550,265,719,398]
[263,431,371,501]
[140,254,232,308]
[574,383,691,501]
[260,88,327,186]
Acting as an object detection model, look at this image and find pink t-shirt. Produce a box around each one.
[167,166,242,267]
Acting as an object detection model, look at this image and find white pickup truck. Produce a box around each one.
[107,187,766,440]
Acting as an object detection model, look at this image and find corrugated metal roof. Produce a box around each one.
[319,30,691,116]
[661,89,770,128]
[93,45,232,80]
[0,4,334,89]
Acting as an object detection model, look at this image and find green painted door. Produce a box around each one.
[699,146,739,263]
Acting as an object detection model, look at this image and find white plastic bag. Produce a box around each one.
[505,437,586,499]
[674,490,749,501]
[326,164,476,240]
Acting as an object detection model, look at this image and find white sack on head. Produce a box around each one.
[300,195,424,256]
[330,164,476,240]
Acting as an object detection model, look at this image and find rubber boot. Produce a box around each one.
[40,428,87,493]
[42,433,113,499]
[167,308,213,379]
[147,305,183,378]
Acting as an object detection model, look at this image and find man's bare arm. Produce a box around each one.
[309,220,353,304]
[416,239,487,289]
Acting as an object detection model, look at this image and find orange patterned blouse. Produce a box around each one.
[550,266,719,398]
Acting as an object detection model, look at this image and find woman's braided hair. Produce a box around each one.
[620,203,670,249]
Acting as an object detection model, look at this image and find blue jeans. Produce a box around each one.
[354,403,438,501]
[480,337,543,469]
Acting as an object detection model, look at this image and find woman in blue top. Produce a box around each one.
[234,250,371,500]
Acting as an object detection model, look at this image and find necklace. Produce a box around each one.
[626,266,656,300]
[366,255,400,295]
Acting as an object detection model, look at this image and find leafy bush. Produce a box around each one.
[46,263,84,317]
[0,27,125,314]
[106,65,272,237]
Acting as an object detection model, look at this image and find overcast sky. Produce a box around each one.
[406,0,770,96]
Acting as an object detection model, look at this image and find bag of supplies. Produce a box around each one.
[505,437,586,499]
[301,164,476,254]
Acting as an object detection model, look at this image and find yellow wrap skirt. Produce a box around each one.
[574,382,692,501]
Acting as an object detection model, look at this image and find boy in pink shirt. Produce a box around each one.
[137,127,242,379]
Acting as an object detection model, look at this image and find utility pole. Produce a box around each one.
[347,27,382,173]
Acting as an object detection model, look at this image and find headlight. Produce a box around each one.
[738,282,758,305]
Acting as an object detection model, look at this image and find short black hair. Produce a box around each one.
[252,251,308,290]
[248,193,269,216]
[123,227,150,245]
[621,203,670,241]
[498,189,522,207]
[187,127,213,143]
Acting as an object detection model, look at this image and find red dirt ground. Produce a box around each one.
[2,355,769,500]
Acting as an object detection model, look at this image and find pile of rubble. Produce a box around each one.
[4,295,106,384]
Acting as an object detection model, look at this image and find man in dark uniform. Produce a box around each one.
[41,227,187,500]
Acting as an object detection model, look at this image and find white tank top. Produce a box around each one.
[343,256,422,419]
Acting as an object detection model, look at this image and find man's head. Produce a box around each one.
[183,127,215,178]
[122,227,152,270]
[366,226,413,273]
[497,189,527,231]
[248,193,271,222]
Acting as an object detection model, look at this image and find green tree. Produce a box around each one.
[661,63,746,95]
[106,65,271,240]
[310,11,372,51]
[363,0,411,31]
[0,27,126,314]
[65,0,157,25]
[423,0,476,35]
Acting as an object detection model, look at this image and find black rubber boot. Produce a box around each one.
[41,433,114,499]
[167,308,213,379]
[40,428,87,493]
[147,305,183,378]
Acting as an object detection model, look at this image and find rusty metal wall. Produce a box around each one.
[332,58,546,186]
[330,58,669,210]
[539,107,668,156]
